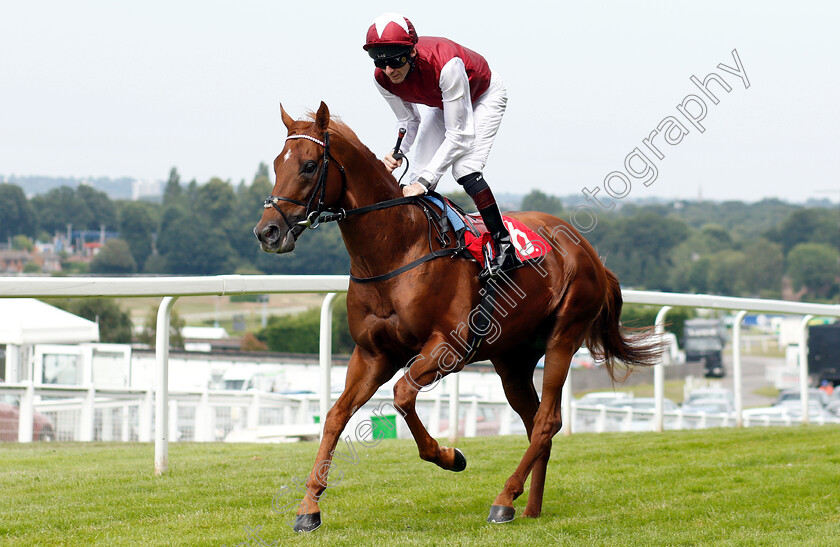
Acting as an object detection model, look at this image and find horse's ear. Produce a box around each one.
[314,101,330,133]
[280,103,295,131]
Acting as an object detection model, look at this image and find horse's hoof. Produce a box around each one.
[293,512,321,533]
[452,448,467,472]
[487,505,515,523]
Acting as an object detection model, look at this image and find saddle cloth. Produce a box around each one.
[422,195,550,264]
[463,215,551,264]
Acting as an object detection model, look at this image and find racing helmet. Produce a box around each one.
[363,13,417,59]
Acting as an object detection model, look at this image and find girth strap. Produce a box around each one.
[349,248,459,284]
[459,278,498,363]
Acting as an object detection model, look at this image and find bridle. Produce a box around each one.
[263,131,347,231]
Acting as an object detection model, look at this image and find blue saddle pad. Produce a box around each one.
[423,195,466,232]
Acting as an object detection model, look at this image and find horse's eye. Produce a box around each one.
[301,161,318,175]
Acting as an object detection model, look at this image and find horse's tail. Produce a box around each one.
[585,269,664,383]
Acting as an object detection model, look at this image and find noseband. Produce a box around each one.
[263,132,347,230]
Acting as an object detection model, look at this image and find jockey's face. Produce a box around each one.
[383,50,414,84]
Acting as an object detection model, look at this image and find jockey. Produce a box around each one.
[363,13,521,277]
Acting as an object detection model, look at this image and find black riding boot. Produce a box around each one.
[457,172,522,277]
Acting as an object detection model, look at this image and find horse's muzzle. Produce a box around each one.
[254,221,297,253]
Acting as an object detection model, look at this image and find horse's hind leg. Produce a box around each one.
[392,333,468,472]
[491,346,550,518]
[488,330,581,523]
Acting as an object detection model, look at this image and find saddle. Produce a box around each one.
[422,194,549,265]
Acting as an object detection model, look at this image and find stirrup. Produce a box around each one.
[479,242,522,280]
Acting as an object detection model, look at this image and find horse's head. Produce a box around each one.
[254,102,346,253]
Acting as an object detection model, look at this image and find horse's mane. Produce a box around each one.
[305,112,394,181]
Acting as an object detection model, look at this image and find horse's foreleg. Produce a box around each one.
[293,348,394,532]
[393,334,466,472]
[488,339,573,523]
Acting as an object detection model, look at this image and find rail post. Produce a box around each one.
[562,369,572,436]
[17,380,34,443]
[155,296,178,476]
[80,383,95,441]
[798,314,814,425]
[319,293,338,439]
[653,306,671,432]
[732,310,748,427]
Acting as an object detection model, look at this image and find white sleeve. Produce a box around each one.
[374,79,421,154]
[415,57,475,189]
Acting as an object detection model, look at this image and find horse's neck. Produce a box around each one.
[338,163,430,279]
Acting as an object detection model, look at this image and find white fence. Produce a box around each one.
[2,275,840,474]
[0,383,325,443]
[5,383,836,447]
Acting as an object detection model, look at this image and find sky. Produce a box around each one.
[1,1,838,204]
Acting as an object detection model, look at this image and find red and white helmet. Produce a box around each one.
[363,13,418,53]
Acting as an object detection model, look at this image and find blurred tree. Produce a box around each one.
[232,177,274,265]
[194,178,236,222]
[117,201,158,270]
[254,162,270,183]
[620,304,694,345]
[30,185,116,234]
[787,243,840,298]
[442,190,476,213]
[30,186,88,235]
[687,256,712,294]
[741,238,784,297]
[89,239,137,274]
[186,180,198,207]
[767,208,838,254]
[0,184,36,240]
[707,250,747,296]
[76,185,117,230]
[12,235,34,251]
[163,167,182,205]
[156,206,237,274]
[521,189,564,216]
[141,252,168,274]
[137,306,185,348]
[598,211,689,289]
[48,298,133,343]
[257,295,354,354]
[700,224,733,252]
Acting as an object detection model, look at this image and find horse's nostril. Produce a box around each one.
[257,223,280,244]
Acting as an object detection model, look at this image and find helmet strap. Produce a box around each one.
[405,50,417,75]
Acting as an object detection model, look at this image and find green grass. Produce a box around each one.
[3,427,840,546]
[115,293,323,329]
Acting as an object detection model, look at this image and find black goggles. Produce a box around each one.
[374,55,409,70]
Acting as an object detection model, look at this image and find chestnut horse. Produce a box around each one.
[254,102,661,532]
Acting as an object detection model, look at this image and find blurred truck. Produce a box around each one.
[683,318,727,378]
[808,323,840,386]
